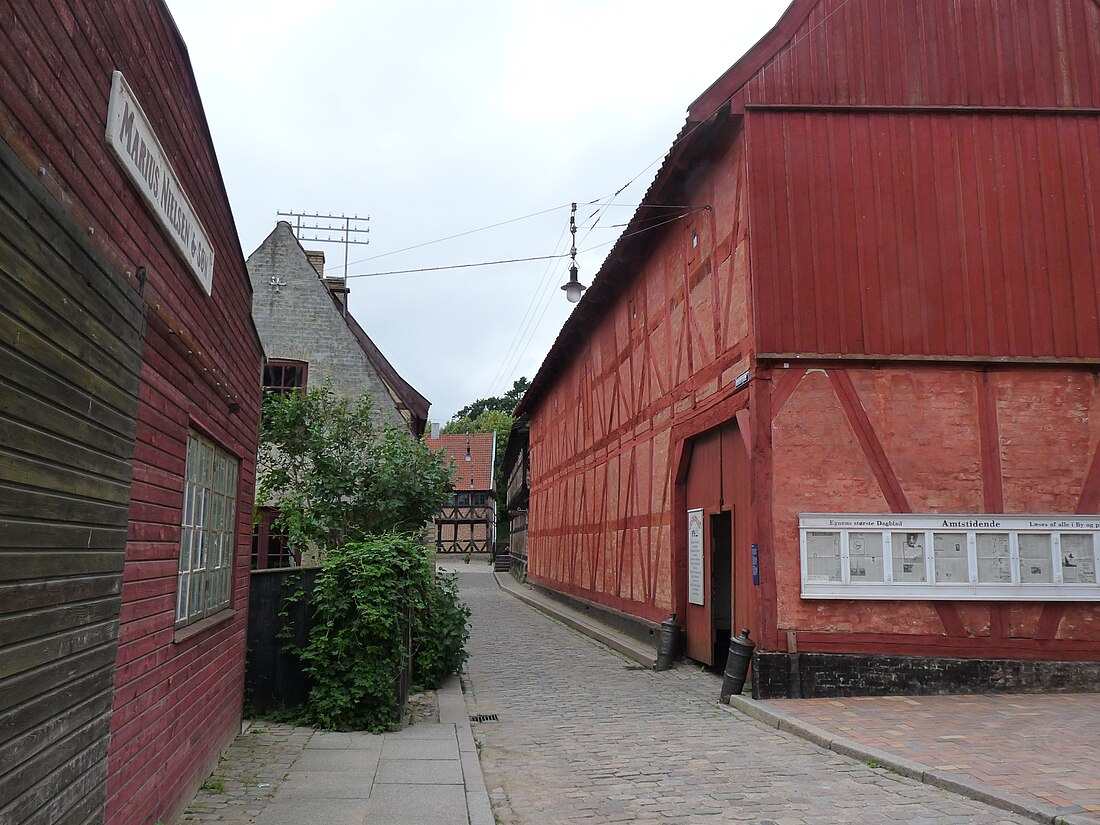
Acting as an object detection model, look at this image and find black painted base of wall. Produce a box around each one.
[752,651,1100,699]
[524,581,664,648]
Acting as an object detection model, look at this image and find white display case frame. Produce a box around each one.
[799,514,1100,600]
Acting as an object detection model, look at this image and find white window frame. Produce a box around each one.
[177,431,239,625]
[799,513,1100,601]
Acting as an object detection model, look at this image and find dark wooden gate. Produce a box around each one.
[0,138,144,824]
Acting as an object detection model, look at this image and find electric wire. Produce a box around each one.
[322,202,572,275]
[485,221,571,397]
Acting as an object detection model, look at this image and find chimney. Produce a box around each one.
[323,275,349,314]
[305,249,325,277]
[431,422,440,440]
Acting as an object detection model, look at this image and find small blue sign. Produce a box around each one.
[751,543,760,585]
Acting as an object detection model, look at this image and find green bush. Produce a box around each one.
[296,534,469,731]
[414,568,470,690]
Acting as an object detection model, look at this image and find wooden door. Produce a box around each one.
[683,430,722,664]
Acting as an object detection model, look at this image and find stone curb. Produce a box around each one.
[439,675,494,825]
[720,694,1095,825]
[492,573,657,668]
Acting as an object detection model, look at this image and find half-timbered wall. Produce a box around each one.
[528,134,754,623]
[769,364,1100,658]
[524,0,1100,671]
[0,3,264,824]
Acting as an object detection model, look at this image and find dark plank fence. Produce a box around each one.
[246,568,413,722]
[245,567,320,713]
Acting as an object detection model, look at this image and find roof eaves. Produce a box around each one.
[515,0,810,419]
[332,292,431,424]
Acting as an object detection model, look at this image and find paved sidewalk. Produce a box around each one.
[461,567,1038,825]
[747,693,1100,822]
[181,675,492,825]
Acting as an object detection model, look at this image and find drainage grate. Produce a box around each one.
[469,713,499,723]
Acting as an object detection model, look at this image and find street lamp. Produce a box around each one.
[561,262,586,303]
[561,202,585,303]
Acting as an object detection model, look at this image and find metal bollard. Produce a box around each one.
[719,628,756,703]
[654,613,679,671]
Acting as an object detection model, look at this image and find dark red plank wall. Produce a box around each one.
[745,0,1100,109]
[742,0,1100,361]
[748,110,1100,359]
[0,2,263,824]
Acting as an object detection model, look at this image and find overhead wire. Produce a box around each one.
[485,218,571,397]
[321,202,572,275]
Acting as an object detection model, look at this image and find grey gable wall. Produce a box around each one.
[246,222,406,432]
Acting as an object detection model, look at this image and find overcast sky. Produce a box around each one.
[166,1,791,423]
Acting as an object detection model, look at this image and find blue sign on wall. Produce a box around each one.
[751,543,760,585]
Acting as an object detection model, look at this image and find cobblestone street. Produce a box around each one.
[459,567,1034,825]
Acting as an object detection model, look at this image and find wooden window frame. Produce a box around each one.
[177,431,239,627]
[262,359,308,398]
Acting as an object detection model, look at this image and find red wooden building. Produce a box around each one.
[517,0,1100,697]
[0,3,263,823]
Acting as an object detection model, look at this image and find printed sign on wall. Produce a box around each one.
[687,508,704,605]
[105,71,215,293]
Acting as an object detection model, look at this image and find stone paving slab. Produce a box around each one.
[380,737,461,760]
[460,566,1041,825]
[362,785,469,825]
[270,771,372,800]
[757,693,1100,822]
[292,748,381,772]
[180,675,486,824]
[254,799,370,825]
[376,758,464,784]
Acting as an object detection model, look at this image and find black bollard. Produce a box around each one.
[654,613,679,671]
[719,628,756,703]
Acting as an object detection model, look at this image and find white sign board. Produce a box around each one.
[799,513,1100,601]
[105,71,215,293]
[687,508,705,605]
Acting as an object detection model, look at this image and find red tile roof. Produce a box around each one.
[425,432,495,491]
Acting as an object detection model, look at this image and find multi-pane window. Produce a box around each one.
[178,432,238,625]
[262,361,307,398]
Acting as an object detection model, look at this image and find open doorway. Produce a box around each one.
[711,510,733,666]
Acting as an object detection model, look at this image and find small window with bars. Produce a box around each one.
[178,431,238,626]
[263,361,308,398]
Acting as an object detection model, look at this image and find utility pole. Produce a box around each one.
[276,210,370,278]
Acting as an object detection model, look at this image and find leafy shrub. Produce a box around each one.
[413,568,470,690]
[257,387,453,555]
[296,534,469,731]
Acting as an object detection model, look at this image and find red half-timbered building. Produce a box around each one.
[0,2,263,823]
[517,0,1100,697]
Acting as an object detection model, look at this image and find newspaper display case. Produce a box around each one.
[800,514,1100,600]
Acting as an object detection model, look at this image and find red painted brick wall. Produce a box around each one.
[770,364,1100,658]
[0,2,263,823]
